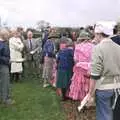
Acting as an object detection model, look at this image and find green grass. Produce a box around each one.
[0,75,65,120]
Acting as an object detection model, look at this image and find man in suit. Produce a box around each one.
[23,31,40,76]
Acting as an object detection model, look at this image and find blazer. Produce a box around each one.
[23,39,40,61]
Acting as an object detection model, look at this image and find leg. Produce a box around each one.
[10,73,14,83]
[96,90,114,120]
[61,88,67,101]
[15,73,21,82]
[113,95,120,120]
[1,66,10,103]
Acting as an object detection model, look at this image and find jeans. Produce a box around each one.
[96,89,114,120]
[0,65,10,103]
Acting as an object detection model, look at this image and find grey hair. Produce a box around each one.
[0,28,9,40]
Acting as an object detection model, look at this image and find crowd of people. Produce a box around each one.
[0,20,120,120]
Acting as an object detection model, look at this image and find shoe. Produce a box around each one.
[43,84,49,88]
[4,99,16,105]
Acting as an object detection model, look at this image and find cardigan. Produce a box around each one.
[91,38,120,90]
[0,40,10,66]
[57,48,74,70]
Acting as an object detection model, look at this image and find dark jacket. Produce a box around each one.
[0,40,10,66]
[43,39,55,58]
[57,48,74,70]
[111,35,120,45]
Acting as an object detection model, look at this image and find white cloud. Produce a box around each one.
[0,0,120,27]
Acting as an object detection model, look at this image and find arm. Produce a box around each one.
[74,46,79,63]
[0,44,10,65]
[9,38,24,52]
[89,46,103,96]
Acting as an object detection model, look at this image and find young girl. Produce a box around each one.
[56,41,74,101]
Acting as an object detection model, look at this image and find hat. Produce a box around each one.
[48,32,59,39]
[77,30,91,40]
[95,21,116,36]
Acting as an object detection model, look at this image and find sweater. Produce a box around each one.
[91,38,120,90]
[57,48,74,70]
[0,40,10,66]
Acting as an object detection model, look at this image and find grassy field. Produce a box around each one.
[0,74,65,120]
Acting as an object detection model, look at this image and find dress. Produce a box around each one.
[56,48,74,89]
[69,42,94,101]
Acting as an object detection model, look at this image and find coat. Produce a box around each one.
[23,39,40,61]
[9,37,24,73]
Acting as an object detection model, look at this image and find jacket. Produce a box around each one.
[91,38,120,90]
[0,40,10,66]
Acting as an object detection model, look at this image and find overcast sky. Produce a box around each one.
[0,0,120,27]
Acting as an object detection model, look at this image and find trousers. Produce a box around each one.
[96,89,114,120]
[0,65,10,102]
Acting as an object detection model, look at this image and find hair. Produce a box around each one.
[101,33,109,38]
[80,27,84,31]
[27,30,33,36]
[113,25,118,35]
[66,41,74,47]
[0,29,9,40]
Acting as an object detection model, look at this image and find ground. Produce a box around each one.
[0,71,96,120]
[0,75,65,120]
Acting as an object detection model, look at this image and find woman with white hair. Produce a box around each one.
[9,29,24,83]
[0,29,15,105]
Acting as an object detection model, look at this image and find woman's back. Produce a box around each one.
[74,42,94,62]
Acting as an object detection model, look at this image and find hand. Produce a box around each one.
[30,51,34,54]
[44,56,49,61]
[86,93,94,107]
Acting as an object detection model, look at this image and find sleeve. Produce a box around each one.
[43,41,48,56]
[0,44,10,65]
[74,46,79,63]
[90,46,103,80]
[9,38,24,52]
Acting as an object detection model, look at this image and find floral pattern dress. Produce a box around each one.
[68,42,94,101]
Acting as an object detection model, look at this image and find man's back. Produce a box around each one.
[93,38,120,77]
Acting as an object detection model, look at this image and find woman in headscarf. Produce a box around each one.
[68,30,94,101]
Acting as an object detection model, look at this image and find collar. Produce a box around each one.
[101,38,112,43]
[0,38,4,41]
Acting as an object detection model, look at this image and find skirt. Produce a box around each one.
[42,57,54,79]
[56,69,73,89]
[69,66,90,101]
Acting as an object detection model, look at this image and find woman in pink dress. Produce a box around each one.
[69,30,94,101]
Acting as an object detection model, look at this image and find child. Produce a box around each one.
[56,41,74,101]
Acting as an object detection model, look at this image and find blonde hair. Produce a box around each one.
[0,28,10,40]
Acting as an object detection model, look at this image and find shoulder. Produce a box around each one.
[9,37,14,41]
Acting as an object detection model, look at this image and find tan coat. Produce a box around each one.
[9,37,24,73]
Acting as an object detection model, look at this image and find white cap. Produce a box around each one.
[95,21,116,36]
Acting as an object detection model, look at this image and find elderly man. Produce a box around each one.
[0,29,15,105]
[87,21,120,120]
[24,31,40,76]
